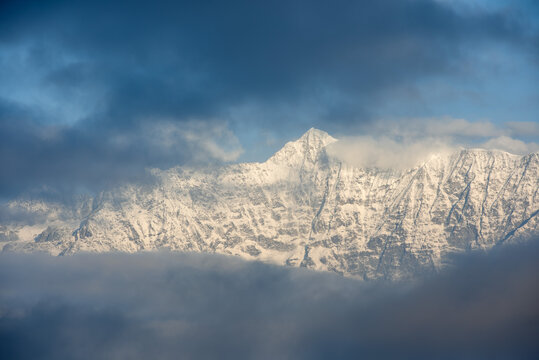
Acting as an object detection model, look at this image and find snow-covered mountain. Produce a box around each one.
[2,128,538,279]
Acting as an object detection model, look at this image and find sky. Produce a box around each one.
[0,0,538,198]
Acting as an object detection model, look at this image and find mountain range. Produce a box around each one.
[2,128,538,280]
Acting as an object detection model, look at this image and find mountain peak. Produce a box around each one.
[268,128,337,165]
[299,127,335,144]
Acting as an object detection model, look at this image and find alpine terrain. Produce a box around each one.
[2,128,538,280]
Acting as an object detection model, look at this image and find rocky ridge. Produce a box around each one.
[2,128,538,280]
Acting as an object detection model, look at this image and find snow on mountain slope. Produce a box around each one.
[2,128,538,279]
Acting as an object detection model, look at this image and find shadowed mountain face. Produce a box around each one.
[2,128,538,280]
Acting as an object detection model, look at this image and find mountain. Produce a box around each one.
[2,128,538,280]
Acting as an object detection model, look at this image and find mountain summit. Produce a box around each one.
[268,128,337,166]
[2,129,538,280]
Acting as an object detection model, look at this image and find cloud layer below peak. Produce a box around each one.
[1,242,538,359]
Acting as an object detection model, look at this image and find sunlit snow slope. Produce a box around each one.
[2,128,538,279]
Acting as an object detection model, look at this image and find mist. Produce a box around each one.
[326,136,454,170]
[326,117,539,170]
[1,242,538,360]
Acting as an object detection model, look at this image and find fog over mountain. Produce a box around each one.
[2,128,538,280]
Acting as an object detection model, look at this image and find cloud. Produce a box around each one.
[506,121,539,138]
[0,99,242,199]
[326,136,454,169]
[0,242,538,359]
[481,136,539,154]
[421,118,502,138]
[361,117,503,139]
[0,0,537,198]
[327,117,538,169]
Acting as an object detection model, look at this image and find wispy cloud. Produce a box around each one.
[328,117,539,169]
[326,136,453,170]
[481,136,539,154]
[0,99,242,199]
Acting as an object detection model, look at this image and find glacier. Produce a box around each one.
[2,128,538,280]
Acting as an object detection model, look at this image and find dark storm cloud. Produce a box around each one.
[1,242,538,359]
[0,0,537,197]
[2,0,532,117]
[0,98,241,199]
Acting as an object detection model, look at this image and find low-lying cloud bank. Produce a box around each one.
[1,242,538,359]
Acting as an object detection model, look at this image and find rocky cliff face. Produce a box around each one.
[3,128,538,279]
